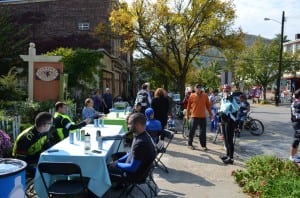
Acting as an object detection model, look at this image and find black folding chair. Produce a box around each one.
[155,129,174,173]
[118,162,158,198]
[38,162,88,197]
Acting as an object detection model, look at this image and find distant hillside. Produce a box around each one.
[244,34,272,46]
[195,34,272,66]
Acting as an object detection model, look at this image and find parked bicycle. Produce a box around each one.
[213,111,264,144]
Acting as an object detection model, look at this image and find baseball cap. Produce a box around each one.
[145,108,154,118]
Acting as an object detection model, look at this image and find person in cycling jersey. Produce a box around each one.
[218,84,239,164]
[236,94,250,137]
[289,88,300,162]
[12,112,54,164]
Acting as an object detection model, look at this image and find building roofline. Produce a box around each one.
[283,39,300,46]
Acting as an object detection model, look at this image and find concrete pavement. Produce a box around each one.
[152,103,292,198]
[103,103,292,197]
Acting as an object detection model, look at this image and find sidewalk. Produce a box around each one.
[153,132,248,198]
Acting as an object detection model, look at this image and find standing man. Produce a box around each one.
[135,83,151,114]
[93,89,107,112]
[12,112,54,164]
[103,87,113,109]
[145,82,152,104]
[219,84,239,164]
[52,101,90,144]
[186,84,212,150]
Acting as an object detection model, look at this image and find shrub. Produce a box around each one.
[233,155,300,197]
[0,130,12,157]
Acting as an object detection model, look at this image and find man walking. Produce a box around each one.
[186,84,212,150]
[135,83,151,114]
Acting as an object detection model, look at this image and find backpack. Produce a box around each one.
[291,101,300,122]
[135,90,149,107]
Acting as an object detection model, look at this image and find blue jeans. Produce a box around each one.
[210,107,218,131]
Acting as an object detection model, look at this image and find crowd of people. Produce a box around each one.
[11,81,262,193]
[12,82,251,168]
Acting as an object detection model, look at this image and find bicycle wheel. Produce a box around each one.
[249,119,264,136]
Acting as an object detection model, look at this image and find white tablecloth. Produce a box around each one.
[34,125,124,197]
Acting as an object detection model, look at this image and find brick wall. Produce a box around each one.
[0,0,113,52]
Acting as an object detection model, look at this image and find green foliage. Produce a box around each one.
[0,67,26,100]
[0,100,55,124]
[233,155,300,197]
[47,47,104,95]
[110,0,244,98]
[191,61,222,91]
[0,9,29,75]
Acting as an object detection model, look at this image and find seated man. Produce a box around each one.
[108,113,156,186]
[12,112,54,174]
[145,107,162,143]
[52,101,90,144]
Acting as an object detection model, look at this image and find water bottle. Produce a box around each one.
[84,133,91,153]
[94,118,99,127]
[76,129,80,141]
[96,130,103,150]
[69,132,74,144]
[100,117,104,127]
[80,129,85,141]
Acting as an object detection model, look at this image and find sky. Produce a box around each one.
[125,0,300,40]
[234,0,300,40]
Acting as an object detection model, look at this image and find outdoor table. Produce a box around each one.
[34,125,124,198]
[105,111,130,132]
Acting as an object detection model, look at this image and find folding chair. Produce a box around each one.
[38,162,88,197]
[118,162,158,198]
[146,130,161,144]
[155,129,174,173]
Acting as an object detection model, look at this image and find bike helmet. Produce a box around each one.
[222,84,231,91]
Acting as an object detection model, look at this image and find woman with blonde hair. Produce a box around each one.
[82,98,99,121]
[151,88,169,129]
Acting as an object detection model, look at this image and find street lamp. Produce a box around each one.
[264,11,285,106]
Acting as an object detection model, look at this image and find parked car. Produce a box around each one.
[172,94,181,103]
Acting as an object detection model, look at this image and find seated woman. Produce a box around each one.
[82,98,100,122]
[145,107,162,143]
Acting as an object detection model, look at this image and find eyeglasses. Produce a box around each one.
[46,123,53,126]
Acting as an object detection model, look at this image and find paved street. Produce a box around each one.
[151,103,293,198]
[92,103,294,197]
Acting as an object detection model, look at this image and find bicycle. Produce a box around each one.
[173,102,184,120]
[213,111,264,144]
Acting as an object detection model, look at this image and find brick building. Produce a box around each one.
[0,0,132,100]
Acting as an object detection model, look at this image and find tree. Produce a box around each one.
[47,48,104,98]
[234,37,290,100]
[191,60,222,91]
[110,0,244,98]
[0,67,25,100]
[0,9,29,75]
